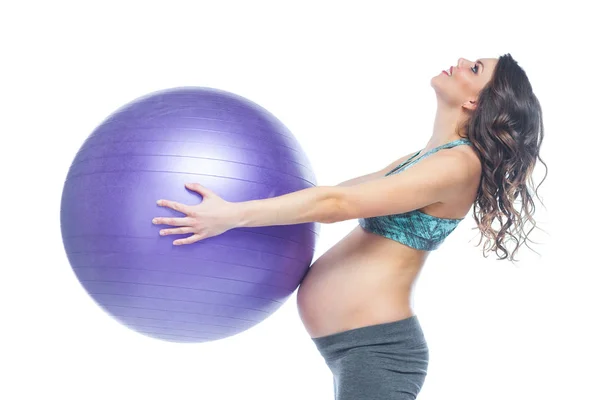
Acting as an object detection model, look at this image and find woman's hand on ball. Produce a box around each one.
[153,183,237,245]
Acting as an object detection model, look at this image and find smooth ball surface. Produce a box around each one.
[60,87,318,343]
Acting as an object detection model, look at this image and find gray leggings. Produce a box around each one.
[311,315,429,400]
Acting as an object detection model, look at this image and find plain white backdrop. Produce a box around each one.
[2,1,598,399]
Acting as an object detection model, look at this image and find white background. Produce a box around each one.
[2,1,598,399]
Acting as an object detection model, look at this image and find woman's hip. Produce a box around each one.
[311,315,428,360]
[311,315,429,399]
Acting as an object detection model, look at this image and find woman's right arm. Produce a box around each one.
[335,150,419,187]
[335,171,384,187]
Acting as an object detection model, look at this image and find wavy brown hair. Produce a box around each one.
[457,53,548,262]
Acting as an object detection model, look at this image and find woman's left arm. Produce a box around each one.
[153,151,474,245]
[232,151,474,227]
[234,186,342,227]
[153,183,342,245]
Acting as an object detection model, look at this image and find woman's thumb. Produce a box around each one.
[185,182,211,196]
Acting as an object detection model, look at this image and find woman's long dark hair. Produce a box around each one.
[457,53,548,262]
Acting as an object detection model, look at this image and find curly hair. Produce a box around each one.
[456,53,548,262]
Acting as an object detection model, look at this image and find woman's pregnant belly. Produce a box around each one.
[297,224,429,338]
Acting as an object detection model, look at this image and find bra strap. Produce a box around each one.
[413,138,471,162]
[386,138,471,176]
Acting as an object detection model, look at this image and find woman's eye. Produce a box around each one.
[471,64,479,74]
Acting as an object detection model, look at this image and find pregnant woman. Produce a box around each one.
[153,53,546,399]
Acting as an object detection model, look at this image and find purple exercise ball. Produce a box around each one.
[60,87,318,343]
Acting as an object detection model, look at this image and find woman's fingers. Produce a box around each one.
[157,199,191,214]
[159,226,195,236]
[152,216,193,226]
[173,234,203,246]
[154,197,207,245]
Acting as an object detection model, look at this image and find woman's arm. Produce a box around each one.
[153,150,422,245]
[234,150,422,227]
[235,150,472,228]
[234,186,340,227]
[336,171,384,187]
[335,150,419,187]
[154,184,342,245]
[153,149,468,245]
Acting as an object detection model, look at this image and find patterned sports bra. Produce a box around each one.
[358,138,472,251]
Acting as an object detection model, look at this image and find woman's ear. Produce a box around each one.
[462,99,477,111]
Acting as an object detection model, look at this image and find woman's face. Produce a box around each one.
[431,57,499,110]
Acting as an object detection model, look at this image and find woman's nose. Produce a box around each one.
[457,57,473,68]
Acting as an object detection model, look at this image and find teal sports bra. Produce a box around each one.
[358,138,472,251]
